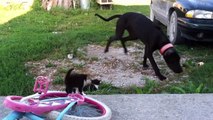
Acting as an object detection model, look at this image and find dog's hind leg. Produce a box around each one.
[104,35,120,53]
[105,22,125,53]
[120,36,138,54]
[120,28,139,53]
[120,40,128,54]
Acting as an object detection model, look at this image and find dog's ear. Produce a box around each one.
[163,48,176,57]
[163,48,182,73]
[163,48,180,62]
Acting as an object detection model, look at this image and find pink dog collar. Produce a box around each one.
[160,43,174,55]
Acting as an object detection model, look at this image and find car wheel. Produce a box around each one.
[167,11,183,44]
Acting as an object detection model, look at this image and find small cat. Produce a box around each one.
[64,68,87,95]
[83,79,101,92]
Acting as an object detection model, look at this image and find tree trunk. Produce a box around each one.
[63,0,72,9]
[58,0,63,7]
[41,0,75,10]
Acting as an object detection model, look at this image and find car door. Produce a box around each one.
[152,0,172,26]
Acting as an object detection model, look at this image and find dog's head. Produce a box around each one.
[163,48,183,73]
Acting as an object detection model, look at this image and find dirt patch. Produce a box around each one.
[26,43,185,90]
[83,44,157,87]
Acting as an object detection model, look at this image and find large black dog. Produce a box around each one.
[95,12,183,80]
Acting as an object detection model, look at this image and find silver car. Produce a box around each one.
[150,0,213,44]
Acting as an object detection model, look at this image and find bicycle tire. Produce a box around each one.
[45,95,112,120]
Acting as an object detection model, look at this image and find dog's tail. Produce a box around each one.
[95,13,121,22]
[65,68,74,81]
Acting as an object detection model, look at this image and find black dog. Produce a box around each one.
[64,68,87,95]
[95,12,183,80]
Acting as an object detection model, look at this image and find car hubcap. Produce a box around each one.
[150,8,154,21]
[169,13,177,43]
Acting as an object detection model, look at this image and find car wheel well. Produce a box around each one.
[167,11,184,44]
[168,8,175,21]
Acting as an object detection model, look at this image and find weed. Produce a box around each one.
[85,82,122,95]
[73,63,85,69]
[57,67,69,74]
[45,62,57,68]
[182,59,196,70]
[168,82,205,94]
[72,47,87,60]
[52,76,64,85]
[87,80,159,94]
[90,57,99,61]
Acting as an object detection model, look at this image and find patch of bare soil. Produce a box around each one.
[26,43,185,90]
[84,44,156,87]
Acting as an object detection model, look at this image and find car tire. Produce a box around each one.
[167,11,183,44]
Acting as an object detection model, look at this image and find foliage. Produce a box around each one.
[52,76,64,85]
[168,82,205,94]
[86,80,159,94]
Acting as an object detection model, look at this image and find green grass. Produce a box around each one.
[0,1,150,95]
[85,80,159,95]
[0,1,213,96]
[172,44,213,93]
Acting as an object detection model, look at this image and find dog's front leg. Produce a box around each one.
[148,55,166,80]
[143,46,149,68]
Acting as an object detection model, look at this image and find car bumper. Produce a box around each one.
[178,18,213,41]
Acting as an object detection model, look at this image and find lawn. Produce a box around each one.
[0,1,212,96]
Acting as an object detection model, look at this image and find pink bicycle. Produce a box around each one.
[3,76,111,120]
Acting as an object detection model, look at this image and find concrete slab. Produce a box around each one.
[1,94,213,120]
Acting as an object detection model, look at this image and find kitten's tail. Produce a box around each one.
[65,68,74,81]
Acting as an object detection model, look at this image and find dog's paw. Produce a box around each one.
[159,75,167,81]
[143,64,149,69]
[124,50,128,54]
[142,67,149,70]
[104,49,109,53]
[124,52,128,55]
